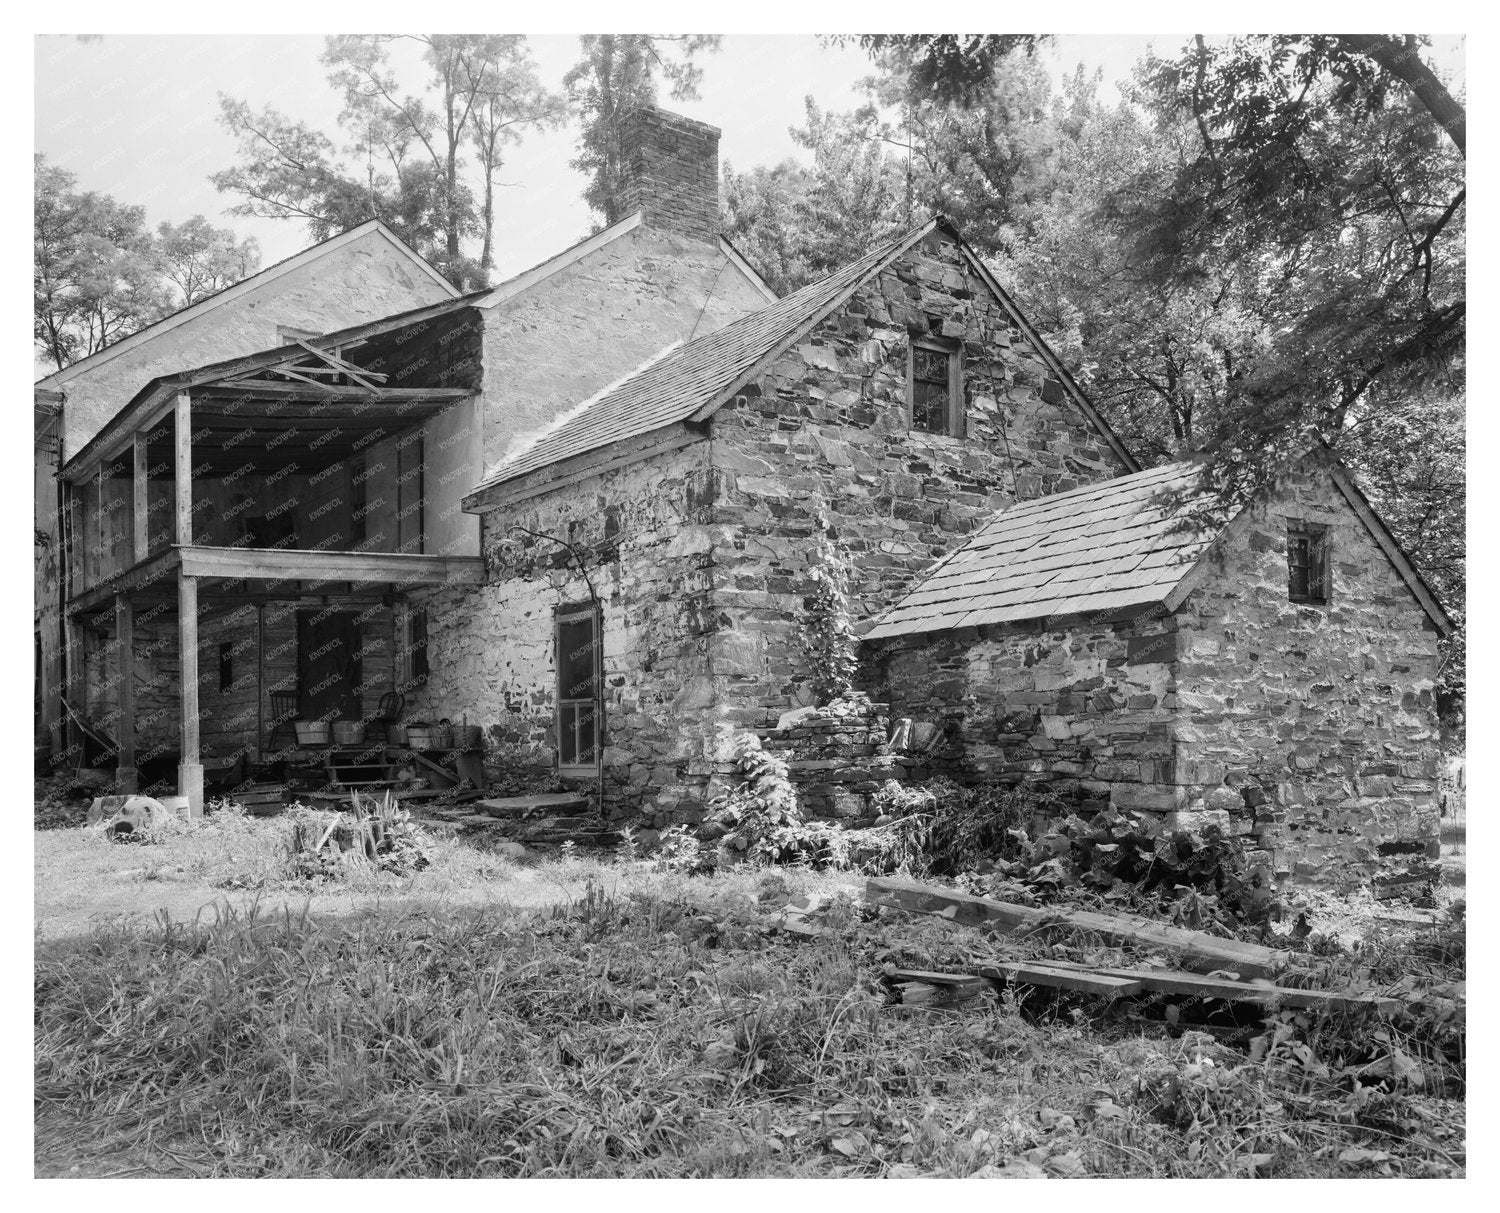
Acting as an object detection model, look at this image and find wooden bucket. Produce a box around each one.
[406,726,439,749]
[387,724,409,746]
[332,720,365,746]
[294,721,330,746]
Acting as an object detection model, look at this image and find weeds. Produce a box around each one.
[35,872,1465,1178]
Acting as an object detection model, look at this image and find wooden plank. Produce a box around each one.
[887,969,991,993]
[176,545,484,586]
[174,392,192,546]
[132,434,148,562]
[178,571,203,815]
[200,381,469,404]
[980,963,1145,998]
[114,594,135,791]
[865,877,1288,979]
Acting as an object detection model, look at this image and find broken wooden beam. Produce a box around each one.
[864,877,1289,979]
[979,963,1145,998]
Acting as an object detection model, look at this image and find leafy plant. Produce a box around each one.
[798,518,858,706]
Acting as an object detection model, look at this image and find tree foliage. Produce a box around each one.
[214,35,561,288]
[34,156,260,372]
[564,34,720,228]
[787,33,1466,722]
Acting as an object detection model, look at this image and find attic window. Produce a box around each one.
[909,339,962,436]
[1287,522,1330,604]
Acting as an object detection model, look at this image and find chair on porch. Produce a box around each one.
[264,689,299,758]
[366,691,406,742]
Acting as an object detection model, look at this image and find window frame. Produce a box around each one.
[555,602,603,776]
[907,337,964,437]
[1286,521,1332,605]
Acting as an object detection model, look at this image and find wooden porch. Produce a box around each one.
[56,321,486,812]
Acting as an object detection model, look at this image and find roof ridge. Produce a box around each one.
[467,222,932,500]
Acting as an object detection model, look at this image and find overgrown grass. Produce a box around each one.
[35,879,1465,1177]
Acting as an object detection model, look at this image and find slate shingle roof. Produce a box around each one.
[864,460,1218,639]
[477,227,924,489]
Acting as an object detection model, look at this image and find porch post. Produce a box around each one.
[62,612,84,771]
[174,391,192,546]
[114,593,137,793]
[133,431,148,562]
[178,571,203,815]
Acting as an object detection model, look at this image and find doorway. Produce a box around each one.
[296,609,364,723]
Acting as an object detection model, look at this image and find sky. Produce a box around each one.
[39,32,1466,283]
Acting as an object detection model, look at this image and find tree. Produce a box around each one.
[564,34,720,228]
[156,216,260,307]
[723,100,909,295]
[35,155,170,371]
[214,35,560,288]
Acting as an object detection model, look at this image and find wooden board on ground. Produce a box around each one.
[980,962,1145,998]
[865,876,1288,979]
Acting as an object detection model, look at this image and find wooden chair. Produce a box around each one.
[366,690,405,741]
[265,689,299,757]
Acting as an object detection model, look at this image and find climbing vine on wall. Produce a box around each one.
[799,515,858,705]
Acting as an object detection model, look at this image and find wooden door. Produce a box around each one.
[296,610,363,723]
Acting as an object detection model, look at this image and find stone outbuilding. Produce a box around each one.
[864,451,1452,892]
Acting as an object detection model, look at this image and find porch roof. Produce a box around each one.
[66,544,484,619]
[60,292,487,482]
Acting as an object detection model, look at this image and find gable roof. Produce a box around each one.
[472,211,779,310]
[474,225,931,492]
[36,220,459,391]
[469,217,1137,501]
[865,452,1453,641]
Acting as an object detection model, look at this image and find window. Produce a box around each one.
[349,456,367,547]
[408,607,429,687]
[1287,522,1330,604]
[556,604,602,772]
[909,339,961,435]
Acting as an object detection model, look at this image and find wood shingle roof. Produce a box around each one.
[864,460,1217,639]
[473,226,930,491]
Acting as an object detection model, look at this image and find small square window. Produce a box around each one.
[1287,523,1330,604]
[909,341,961,435]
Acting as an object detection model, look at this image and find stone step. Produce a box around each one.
[476,793,591,819]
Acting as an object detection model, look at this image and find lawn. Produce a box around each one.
[35,807,1466,1178]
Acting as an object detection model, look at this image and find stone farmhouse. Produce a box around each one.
[36,105,1449,890]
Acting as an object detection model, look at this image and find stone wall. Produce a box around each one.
[407,442,730,821]
[707,224,1130,731]
[758,695,900,825]
[1172,455,1443,893]
[874,611,1182,815]
[478,225,772,472]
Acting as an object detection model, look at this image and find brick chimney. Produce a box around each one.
[618,106,720,244]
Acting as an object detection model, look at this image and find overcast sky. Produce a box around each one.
[35,33,1465,281]
[30,32,1465,389]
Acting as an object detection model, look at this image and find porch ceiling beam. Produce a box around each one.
[204,381,470,403]
[177,545,484,586]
